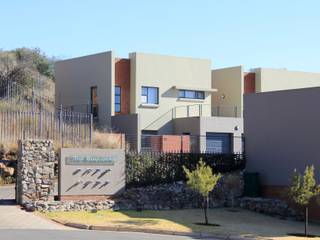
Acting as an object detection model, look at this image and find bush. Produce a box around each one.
[126,152,245,188]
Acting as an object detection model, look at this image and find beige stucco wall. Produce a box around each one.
[254,68,320,92]
[211,66,243,117]
[129,52,212,134]
[55,51,115,126]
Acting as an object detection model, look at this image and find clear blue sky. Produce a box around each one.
[1,0,320,71]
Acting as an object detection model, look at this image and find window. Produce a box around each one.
[115,86,121,113]
[90,86,98,118]
[179,90,205,100]
[141,86,159,104]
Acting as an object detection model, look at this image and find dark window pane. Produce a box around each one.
[179,90,185,98]
[115,104,120,113]
[115,95,121,104]
[185,90,196,99]
[115,86,121,95]
[142,87,148,96]
[197,91,204,99]
[148,87,158,104]
[141,86,158,104]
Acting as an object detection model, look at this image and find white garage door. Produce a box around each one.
[206,133,232,154]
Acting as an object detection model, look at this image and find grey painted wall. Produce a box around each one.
[244,87,320,186]
[55,51,114,126]
[111,114,140,151]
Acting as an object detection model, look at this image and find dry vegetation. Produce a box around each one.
[0,131,125,155]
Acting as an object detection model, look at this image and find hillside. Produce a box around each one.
[0,48,55,111]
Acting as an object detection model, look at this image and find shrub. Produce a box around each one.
[183,160,221,225]
[288,165,320,237]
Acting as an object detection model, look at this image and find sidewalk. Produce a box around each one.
[0,185,69,230]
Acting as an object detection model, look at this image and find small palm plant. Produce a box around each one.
[183,159,221,225]
[288,165,320,237]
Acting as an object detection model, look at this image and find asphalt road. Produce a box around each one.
[0,229,206,240]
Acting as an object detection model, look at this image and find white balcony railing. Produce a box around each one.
[172,104,241,118]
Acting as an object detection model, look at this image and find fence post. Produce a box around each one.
[89,113,93,145]
[39,107,42,138]
[59,105,63,147]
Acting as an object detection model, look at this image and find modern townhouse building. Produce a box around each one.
[212,66,320,117]
[55,51,243,153]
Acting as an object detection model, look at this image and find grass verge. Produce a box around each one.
[41,208,320,239]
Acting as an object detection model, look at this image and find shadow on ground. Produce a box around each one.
[119,208,320,239]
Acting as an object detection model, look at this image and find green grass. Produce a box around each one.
[42,208,320,239]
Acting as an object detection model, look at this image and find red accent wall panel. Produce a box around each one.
[244,72,256,94]
[115,58,130,114]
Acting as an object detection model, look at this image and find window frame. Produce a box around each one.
[141,86,159,104]
[179,89,205,100]
[115,86,121,113]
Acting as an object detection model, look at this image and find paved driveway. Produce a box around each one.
[0,185,68,230]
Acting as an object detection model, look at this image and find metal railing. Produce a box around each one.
[173,104,242,118]
[0,80,55,112]
[0,110,93,146]
[62,104,99,119]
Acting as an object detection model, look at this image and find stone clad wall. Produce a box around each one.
[16,140,55,204]
[24,171,244,212]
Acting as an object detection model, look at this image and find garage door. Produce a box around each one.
[206,133,232,154]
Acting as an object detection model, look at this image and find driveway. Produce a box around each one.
[0,185,68,230]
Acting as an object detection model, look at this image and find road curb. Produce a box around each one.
[53,220,253,239]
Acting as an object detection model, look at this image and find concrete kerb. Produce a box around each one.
[51,219,253,240]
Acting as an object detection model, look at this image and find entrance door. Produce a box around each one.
[90,86,98,118]
[206,133,232,154]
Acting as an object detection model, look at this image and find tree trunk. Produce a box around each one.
[231,191,234,209]
[305,206,308,237]
[203,196,209,225]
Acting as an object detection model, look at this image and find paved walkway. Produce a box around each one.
[0,185,68,230]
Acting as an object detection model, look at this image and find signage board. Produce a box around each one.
[59,148,125,197]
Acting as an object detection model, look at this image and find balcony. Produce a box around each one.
[173,104,241,118]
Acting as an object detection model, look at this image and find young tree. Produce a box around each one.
[183,160,221,225]
[288,165,320,237]
[224,174,241,209]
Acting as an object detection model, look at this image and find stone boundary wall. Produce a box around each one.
[16,140,55,204]
[24,200,115,212]
[239,197,302,220]
[25,171,243,212]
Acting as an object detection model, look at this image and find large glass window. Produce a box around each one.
[141,86,159,104]
[115,86,121,113]
[179,90,205,100]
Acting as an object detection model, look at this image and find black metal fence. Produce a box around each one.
[124,134,244,154]
[125,151,245,188]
